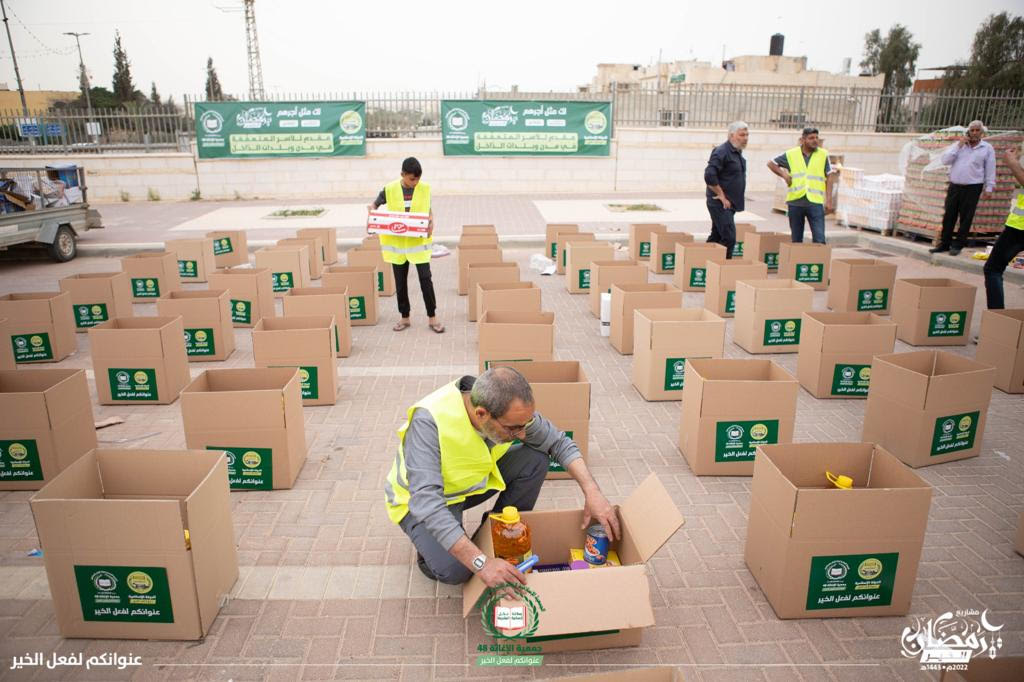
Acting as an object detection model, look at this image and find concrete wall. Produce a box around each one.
[6,127,916,202]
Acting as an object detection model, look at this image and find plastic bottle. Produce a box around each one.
[489,506,533,567]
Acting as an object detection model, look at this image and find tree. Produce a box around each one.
[205,57,224,100]
[150,82,162,106]
[859,24,921,92]
[945,12,1024,90]
[77,63,90,102]
[112,31,135,103]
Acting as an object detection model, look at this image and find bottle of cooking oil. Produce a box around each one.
[489,506,533,567]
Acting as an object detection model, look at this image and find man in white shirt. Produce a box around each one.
[930,120,997,256]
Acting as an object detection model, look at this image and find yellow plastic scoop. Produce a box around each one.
[826,471,853,489]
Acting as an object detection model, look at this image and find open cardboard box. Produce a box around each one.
[59,272,133,331]
[460,234,500,248]
[296,227,338,264]
[797,312,896,399]
[648,232,694,274]
[462,224,497,236]
[458,246,503,295]
[545,224,578,263]
[745,232,786,271]
[476,282,542,324]
[565,242,615,295]
[207,230,250,267]
[0,291,76,363]
[156,290,236,362]
[733,279,815,354]
[892,278,977,346]
[252,316,338,406]
[628,223,667,261]
[703,259,768,318]
[467,262,520,322]
[322,266,378,326]
[207,267,276,328]
[277,237,324,280]
[121,252,181,301]
[974,308,1024,393]
[347,247,394,296]
[588,260,648,317]
[254,245,311,296]
[558,235,597,274]
[89,317,190,405]
[165,238,217,284]
[283,287,353,358]
[610,283,682,355]
[478,311,555,372]
[632,308,725,401]
[673,243,728,292]
[777,243,831,291]
[732,223,757,258]
[828,258,896,313]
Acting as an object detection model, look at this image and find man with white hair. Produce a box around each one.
[930,120,996,255]
[703,121,748,258]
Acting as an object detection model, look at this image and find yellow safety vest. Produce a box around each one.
[379,179,433,265]
[1007,189,1024,231]
[785,146,829,205]
[384,380,513,525]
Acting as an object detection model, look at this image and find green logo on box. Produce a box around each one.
[334,326,340,353]
[639,242,651,258]
[484,359,529,370]
[0,439,43,481]
[550,242,557,260]
[548,430,574,472]
[74,302,109,328]
[664,358,687,391]
[689,268,706,288]
[578,268,591,289]
[661,253,675,271]
[213,237,233,255]
[796,263,823,283]
[210,446,273,490]
[806,553,899,611]
[74,565,174,623]
[857,288,888,311]
[348,295,366,320]
[271,365,319,399]
[562,249,568,267]
[231,299,252,324]
[927,311,966,337]
[131,277,160,298]
[733,241,744,257]
[714,419,779,462]
[11,332,53,363]
[764,252,779,270]
[178,259,198,278]
[183,328,216,356]
[377,271,384,292]
[725,290,736,314]
[930,411,980,456]
[830,364,872,396]
[108,368,159,401]
[271,272,294,292]
[763,318,801,345]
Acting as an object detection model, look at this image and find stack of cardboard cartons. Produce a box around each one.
[29,448,238,639]
[678,359,798,476]
[632,308,726,401]
[89,317,190,405]
[0,292,76,363]
[459,233,499,248]
[828,258,897,314]
[165,238,217,284]
[297,227,338,264]
[559,234,597,274]
[975,308,1024,393]
[545,224,579,264]
[467,262,520,322]
[207,230,249,267]
[181,368,307,490]
[283,288,353,358]
[277,237,324,280]
[458,246,503,296]
[733,279,815,354]
[673,243,728,292]
[156,290,236,362]
[704,260,768,318]
[476,282,542,323]
[862,351,996,467]
[732,223,757,258]
[254,245,311,296]
[0,369,97,490]
[478,311,555,371]
[609,283,682,355]
[347,247,395,296]
[252,316,338,406]
[746,231,786,272]
[797,312,897,398]
[59,273,133,331]
[588,261,648,317]
[892,278,976,346]
[565,242,615,294]
[322,266,379,326]
[0,319,13,369]
[777,243,832,291]
[628,223,667,261]
[207,267,275,328]
[462,474,683,652]
[745,442,931,618]
[121,252,181,301]
[648,232,694,274]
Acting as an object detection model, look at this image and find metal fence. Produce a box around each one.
[2,86,1021,153]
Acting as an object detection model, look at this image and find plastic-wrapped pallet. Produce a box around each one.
[837,171,904,234]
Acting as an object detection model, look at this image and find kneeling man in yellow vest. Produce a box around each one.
[384,366,619,587]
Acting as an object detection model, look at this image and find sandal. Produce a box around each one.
[393,321,411,331]
[429,322,445,334]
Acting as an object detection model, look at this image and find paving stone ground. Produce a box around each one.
[0,197,1021,682]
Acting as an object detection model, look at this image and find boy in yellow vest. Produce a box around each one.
[368,157,444,333]
[983,147,1024,309]
[767,127,835,244]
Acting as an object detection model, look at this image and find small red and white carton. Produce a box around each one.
[366,211,430,237]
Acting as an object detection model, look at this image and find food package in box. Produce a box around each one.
[366,210,430,237]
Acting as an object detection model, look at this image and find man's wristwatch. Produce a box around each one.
[471,553,487,573]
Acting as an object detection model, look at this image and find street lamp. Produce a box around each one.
[64,31,96,140]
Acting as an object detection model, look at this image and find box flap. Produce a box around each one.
[980,309,1024,350]
[618,474,684,563]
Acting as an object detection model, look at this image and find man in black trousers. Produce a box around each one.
[930,120,996,256]
[704,121,748,258]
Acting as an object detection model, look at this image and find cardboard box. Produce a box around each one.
[678,359,798,476]
[558,234,596,274]
[89,317,190,405]
[297,227,338,264]
[457,246,503,295]
[282,287,352,358]
[478,311,555,372]
[360,235,381,250]
[745,442,931,619]
[610,283,682,355]
[0,292,76,363]
[463,473,683,652]
[59,272,133,331]
[827,258,897,313]
[322,266,378,326]
[588,260,648,317]
[459,234,499,248]
[565,242,615,295]
[467,262,520,322]
[648,232,694,274]
[732,223,757,258]
[733,279,815,354]
[254,245,311,297]
[165,238,217,284]
[121,252,181,302]
[673,243,728,292]
[628,223,667,261]
[892,278,977,346]
[797,312,897,399]
[778,243,832,291]
[346,247,394,297]
[29,448,238,639]
[0,369,97,490]
[491,360,590,478]
[206,230,250,267]
[862,351,996,467]
[538,667,684,682]
[155,290,236,362]
[276,237,324,280]
[704,260,769,318]
[940,658,1024,682]
[476,282,542,323]
[975,308,1024,393]
[252,316,337,407]
[545,223,578,262]
[207,267,276,328]
[0,318,13,369]
[745,231,786,272]
[632,308,726,401]
[181,368,308,490]
[462,224,496,236]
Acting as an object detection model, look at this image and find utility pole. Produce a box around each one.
[0,0,28,117]
[64,31,96,141]
[244,0,265,99]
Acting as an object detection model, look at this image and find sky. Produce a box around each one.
[2,0,1019,101]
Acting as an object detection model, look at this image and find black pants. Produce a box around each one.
[706,199,737,258]
[939,183,984,249]
[393,261,437,318]
[983,227,1024,309]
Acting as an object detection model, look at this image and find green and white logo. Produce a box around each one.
[200,110,223,134]
[477,582,546,640]
[339,110,363,134]
[584,110,608,134]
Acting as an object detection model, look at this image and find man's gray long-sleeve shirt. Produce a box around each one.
[403,376,582,551]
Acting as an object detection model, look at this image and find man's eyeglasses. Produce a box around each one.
[496,418,533,438]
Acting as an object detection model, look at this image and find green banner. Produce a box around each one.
[441,100,611,156]
[195,101,366,159]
